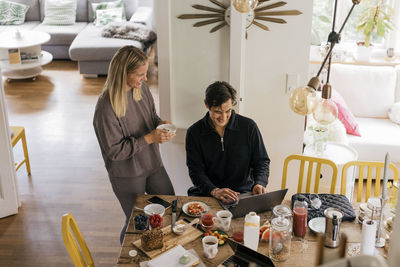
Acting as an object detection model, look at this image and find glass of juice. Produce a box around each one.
[293,197,308,238]
[231,224,244,243]
[201,210,215,230]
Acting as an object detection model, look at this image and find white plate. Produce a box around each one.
[182,201,209,217]
[156,123,177,133]
[308,217,326,234]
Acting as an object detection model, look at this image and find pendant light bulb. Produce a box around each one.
[233,0,258,13]
[289,85,319,116]
[312,83,338,125]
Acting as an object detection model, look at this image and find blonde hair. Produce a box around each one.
[102,46,148,118]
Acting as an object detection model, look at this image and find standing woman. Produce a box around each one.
[93,46,175,244]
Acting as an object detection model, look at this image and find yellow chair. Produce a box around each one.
[62,213,94,267]
[281,154,339,194]
[10,126,31,174]
[340,161,399,202]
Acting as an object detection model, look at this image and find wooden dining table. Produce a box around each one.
[116,195,384,267]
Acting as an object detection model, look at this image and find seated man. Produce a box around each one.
[186,81,270,203]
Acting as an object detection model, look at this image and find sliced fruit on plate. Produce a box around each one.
[263,220,271,227]
[203,230,228,246]
[259,221,271,239]
[260,228,270,241]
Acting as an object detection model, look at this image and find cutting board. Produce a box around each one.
[133,219,203,258]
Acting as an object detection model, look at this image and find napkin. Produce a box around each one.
[144,245,200,267]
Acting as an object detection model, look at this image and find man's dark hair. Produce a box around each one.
[205,81,237,108]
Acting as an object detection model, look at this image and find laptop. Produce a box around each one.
[219,189,288,218]
[219,238,275,267]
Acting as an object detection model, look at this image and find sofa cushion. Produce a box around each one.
[69,23,142,61]
[0,20,39,31]
[388,102,400,124]
[91,0,125,22]
[39,0,87,22]
[330,64,396,118]
[33,22,87,45]
[348,117,400,163]
[42,0,77,25]
[88,0,137,22]
[0,0,30,25]
[331,88,361,136]
[95,7,123,26]
[12,0,40,21]
[396,66,400,102]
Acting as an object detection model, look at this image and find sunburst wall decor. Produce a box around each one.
[178,0,302,37]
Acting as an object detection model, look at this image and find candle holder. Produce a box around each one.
[375,196,386,248]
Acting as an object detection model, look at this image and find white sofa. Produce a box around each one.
[329,64,400,169]
[0,0,153,75]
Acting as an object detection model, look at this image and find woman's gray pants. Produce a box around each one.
[109,166,175,244]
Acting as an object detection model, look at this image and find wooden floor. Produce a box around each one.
[0,59,159,266]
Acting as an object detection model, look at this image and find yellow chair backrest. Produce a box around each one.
[281,154,338,194]
[340,161,399,202]
[62,213,94,267]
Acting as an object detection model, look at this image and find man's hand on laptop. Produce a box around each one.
[211,188,239,203]
[252,184,267,195]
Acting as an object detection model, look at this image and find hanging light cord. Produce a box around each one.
[316,0,360,78]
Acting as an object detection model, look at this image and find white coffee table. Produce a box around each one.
[0,30,52,80]
[304,142,358,201]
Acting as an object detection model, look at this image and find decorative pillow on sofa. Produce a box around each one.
[331,88,361,136]
[95,7,123,27]
[43,0,77,25]
[92,0,126,23]
[388,102,400,124]
[0,0,29,25]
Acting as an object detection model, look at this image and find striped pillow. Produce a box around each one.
[43,0,77,25]
[92,0,126,23]
[0,0,29,25]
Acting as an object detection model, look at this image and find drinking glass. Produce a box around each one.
[231,223,244,243]
[201,210,215,230]
[293,195,308,252]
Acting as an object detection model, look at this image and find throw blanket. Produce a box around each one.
[101,22,157,50]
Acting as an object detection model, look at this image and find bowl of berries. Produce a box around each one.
[144,204,165,217]
[133,214,149,232]
[149,214,163,229]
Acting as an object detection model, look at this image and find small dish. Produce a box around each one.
[144,204,165,217]
[308,217,326,234]
[203,229,229,246]
[182,201,209,217]
[173,223,186,235]
[133,214,149,232]
[156,123,177,134]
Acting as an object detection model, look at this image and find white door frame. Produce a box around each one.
[0,67,19,218]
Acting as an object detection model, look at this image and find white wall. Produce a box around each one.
[0,68,19,217]
[157,0,313,195]
[242,0,313,192]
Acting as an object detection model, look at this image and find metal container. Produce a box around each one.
[324,208,344,248]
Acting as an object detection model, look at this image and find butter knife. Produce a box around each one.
[171,199,177,230]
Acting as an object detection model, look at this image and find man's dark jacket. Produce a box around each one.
[185,111,270,196]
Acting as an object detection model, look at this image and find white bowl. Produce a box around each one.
[156,124,177,134]
[144,204,165,217]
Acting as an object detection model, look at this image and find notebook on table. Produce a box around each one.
[219,189,288,218]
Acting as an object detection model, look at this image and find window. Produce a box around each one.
[312,0,396,47]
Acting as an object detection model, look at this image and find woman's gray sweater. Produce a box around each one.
[93,83,162,178]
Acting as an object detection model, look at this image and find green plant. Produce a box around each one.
[357,0,394,46]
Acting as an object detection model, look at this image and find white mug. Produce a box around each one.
[202,236,218,259]
[212,210,232,232]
